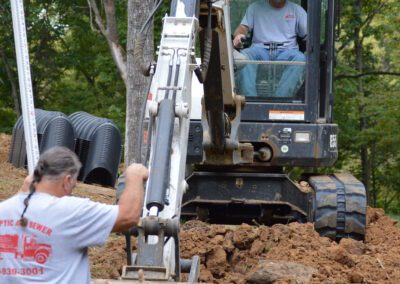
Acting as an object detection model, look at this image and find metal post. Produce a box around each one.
[11,0,39,173]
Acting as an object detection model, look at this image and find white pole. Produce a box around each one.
[11,0,39,174]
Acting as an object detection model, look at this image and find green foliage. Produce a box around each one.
[0,0,126,134]
[334,0,400,211]
[389,214,400,224]
[0,102,16,133]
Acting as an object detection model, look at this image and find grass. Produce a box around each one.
[389,214,400,225]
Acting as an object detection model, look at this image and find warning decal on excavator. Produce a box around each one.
[269,110,305,121]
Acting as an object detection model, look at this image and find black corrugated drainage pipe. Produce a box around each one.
[69,111,122,188]
[9,109,76,168]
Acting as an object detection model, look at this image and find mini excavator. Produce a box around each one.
[120,0,367,282]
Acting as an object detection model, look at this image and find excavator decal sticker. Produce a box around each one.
[269,110,305,120]
[0,234,52,264]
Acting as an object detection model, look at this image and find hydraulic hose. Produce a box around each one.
[134,0,164,76]
[140,69,154,166]
[194,1,213,83]
[172,49,183,102]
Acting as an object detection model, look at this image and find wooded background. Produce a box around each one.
[0,1,399,212]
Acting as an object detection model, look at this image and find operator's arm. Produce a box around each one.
[233,25,249,48]
[112,163,148,232]
[296,6,307,39]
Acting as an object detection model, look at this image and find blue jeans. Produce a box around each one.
[237,46,305,97]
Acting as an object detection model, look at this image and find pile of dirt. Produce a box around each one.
[178,212,400,283]
[89,211,400,283]
[1,133,400,283]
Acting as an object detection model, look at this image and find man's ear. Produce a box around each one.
[63,174,70,183]
[63,175,73,190]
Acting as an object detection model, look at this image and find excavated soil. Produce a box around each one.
[1,133,400,283]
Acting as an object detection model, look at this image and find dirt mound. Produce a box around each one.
[179,215,400,283]
[88,209,400,283]
[1,133,400,283]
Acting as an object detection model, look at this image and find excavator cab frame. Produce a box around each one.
[186,0,338,168]
[235,0,333,122]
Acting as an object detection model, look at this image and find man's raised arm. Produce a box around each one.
[112,163,148,232]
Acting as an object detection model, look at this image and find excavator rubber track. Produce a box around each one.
[308,173,367,241]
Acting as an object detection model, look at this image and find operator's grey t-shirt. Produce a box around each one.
[0,192,118,284]
[241,0,307,49]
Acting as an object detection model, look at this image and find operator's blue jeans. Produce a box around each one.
[237,46,306,97]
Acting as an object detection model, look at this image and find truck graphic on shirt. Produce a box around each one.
[0,234,52,264]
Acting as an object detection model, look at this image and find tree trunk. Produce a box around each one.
[125,0,153,164]
[354,0,371,204]
[0,48,21,117]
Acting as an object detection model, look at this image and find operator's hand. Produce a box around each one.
[125,163,149,182]
[19,175,33,193]
[113,163,148,232]
[233,34,246,49]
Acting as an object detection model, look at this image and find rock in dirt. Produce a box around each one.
[339,238,365,255]
[246,260,317,284]
[206,245,227,277]
[327,246,356,267]
[349,270,364,283]
[233,223,258,249]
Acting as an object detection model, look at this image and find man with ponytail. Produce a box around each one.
[0,146,148,283]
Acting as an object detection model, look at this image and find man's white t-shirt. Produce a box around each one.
[241,0,307,49]
[0,192,118,283]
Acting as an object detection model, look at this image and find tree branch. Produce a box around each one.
[87,0,107,35]
[335,71,400,80]
[87,0,127,85]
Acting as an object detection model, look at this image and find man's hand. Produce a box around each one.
[233,34,246,49]
[233,24,249,49]
[20,175,33,193]
[125,163,149,182]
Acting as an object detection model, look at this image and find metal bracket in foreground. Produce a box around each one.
[121,256,200,283]
[121,217,200,283]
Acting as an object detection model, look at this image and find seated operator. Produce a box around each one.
[0,146,148,283]
[233,0,307,97]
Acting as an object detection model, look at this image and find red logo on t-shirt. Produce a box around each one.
[0,234,52,264]
[284,13,296,20]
